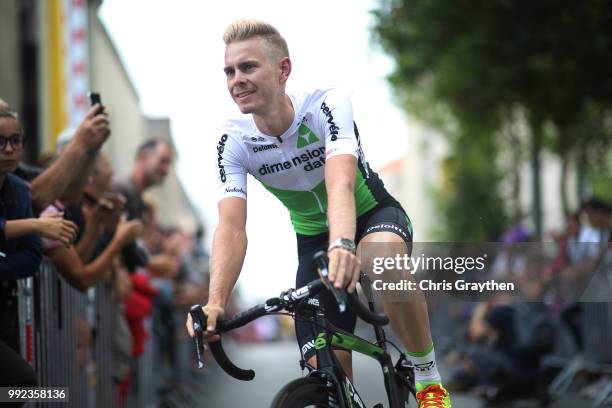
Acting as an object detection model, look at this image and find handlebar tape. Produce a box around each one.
[201,304,267,381]
[208,340,255,381]
[218,304,267,332]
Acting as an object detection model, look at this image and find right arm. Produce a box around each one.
[30,106,110,211]
[187,130,248,337]
[185,197,247,338]
[208,197,248,311]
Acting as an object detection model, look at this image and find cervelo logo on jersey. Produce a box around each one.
[258,147,326,175]
[217,134,229,182]
[320,101,339,141]
[297,123,320,148]
[253,144,278,153]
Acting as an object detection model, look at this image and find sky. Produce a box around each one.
[99,0,412,303]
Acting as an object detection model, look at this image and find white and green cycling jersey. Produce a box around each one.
[216,87,398,236]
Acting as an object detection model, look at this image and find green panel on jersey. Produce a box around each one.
[262,180,329,235]
[297,123,320,148]
[354,168,379,217]
[261,169,379,236]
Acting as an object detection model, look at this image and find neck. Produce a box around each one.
[253,94,294,137]
[130,169,147,193]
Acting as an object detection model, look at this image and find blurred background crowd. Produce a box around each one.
[1,0,611,407]
[0,98,213,406]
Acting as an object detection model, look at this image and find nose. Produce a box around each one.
[3,142,15,154]
[233,70,247,87]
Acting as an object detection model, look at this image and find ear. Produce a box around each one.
[279,57,292,84]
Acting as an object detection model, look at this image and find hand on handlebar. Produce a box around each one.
[185,303,224,343]
[327,247,361,293]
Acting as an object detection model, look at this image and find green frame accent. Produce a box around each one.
[317,330,385,358]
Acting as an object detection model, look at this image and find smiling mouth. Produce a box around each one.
[235,90,255,99]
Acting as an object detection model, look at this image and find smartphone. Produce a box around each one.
[88,92,103,115]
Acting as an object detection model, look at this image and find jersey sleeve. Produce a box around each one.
[215,131,247,201]
[316,88,360,160]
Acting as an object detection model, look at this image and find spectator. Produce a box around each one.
[0,109,77,280]
[582,198,611,243]
[114,139,174,220]
[114,139,179,278]
[0,108,41,397]
[112,140,178,401]
[41,154,143,292]
[560,198,611,290]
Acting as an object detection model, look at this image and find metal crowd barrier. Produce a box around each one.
[16,260,116,407]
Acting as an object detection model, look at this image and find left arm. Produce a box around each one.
[320,88,362,292]
[326,155,357,242]
[326,154,361,293]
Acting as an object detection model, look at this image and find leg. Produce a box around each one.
[355,206,452,406]
[357,231,433,355]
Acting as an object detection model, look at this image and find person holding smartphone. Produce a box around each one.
[28,100,111,213]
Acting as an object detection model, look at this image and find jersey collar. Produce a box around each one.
[248,95,300,143]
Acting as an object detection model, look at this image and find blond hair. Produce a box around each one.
[223,19,289,59]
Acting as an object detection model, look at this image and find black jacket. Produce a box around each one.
[0,173,42,280]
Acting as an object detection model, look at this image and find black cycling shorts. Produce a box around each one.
[294,205,413,362]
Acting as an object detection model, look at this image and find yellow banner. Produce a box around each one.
[46,0,67,147]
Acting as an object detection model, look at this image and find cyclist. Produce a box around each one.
[186,19,452,407]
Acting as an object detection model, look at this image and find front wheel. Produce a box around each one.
[270,376,336,408]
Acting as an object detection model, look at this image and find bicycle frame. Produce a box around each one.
[190,253,414,407]
[300,300,406,408]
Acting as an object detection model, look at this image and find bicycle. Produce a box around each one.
[190,251,417,407]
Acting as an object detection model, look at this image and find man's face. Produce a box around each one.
[224,37,284,115]
[141,143,173,186]
[0,117,22,174]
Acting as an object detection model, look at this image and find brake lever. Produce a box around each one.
[314,250,347,313]
[190,305,206,369]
